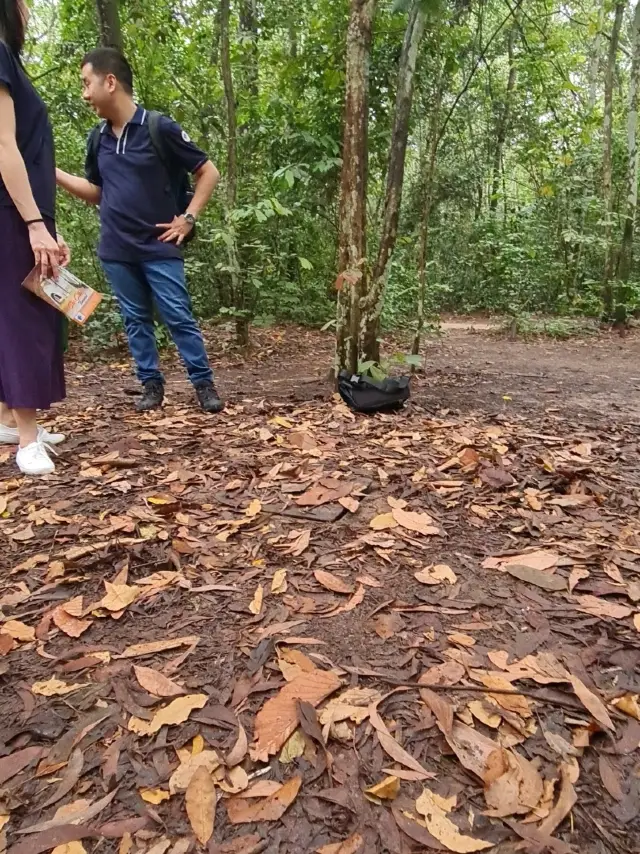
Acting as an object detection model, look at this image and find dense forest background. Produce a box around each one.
[23,0,640,366]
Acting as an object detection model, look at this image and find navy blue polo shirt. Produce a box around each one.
[0,41,56,220]
[85,106,208,262]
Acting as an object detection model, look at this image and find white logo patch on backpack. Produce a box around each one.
[181,130,191,143]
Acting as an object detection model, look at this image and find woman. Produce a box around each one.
[0,0,69,475]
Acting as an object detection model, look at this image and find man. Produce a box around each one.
[56,48,223,413]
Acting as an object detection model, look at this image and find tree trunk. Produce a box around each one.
[618,0,640,285]
[602,0,625,317]
[412,72,445,362]
[359,0,427,365]
[334,0,378,377]
[95,0,122,51]
[220,0,247,346]
[490,21,517,214]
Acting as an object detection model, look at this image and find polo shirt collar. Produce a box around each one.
[100,105,147,135]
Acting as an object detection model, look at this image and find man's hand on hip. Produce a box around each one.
[156,214,194,245]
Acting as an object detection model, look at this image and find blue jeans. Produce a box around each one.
[102,259,213,387]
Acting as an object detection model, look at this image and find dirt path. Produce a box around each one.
[0,326,639,854]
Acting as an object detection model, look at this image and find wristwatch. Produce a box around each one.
[183,213,196,227]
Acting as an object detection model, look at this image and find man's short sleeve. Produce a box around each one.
[85,129,102,187]
[0,42,16,96]
[159,117,209,174]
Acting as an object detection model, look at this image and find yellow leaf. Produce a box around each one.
[32,678,82,697]
[415,565,457,586]
[192,734,205,755]
[279,730,306,764]
[128,694,208,736]
[0,815,9,833]
[612,693,640,721]
[169,751,221,794]
[272,569,288,595]
[270,416,294,429]
[246,499,262,518]
[185,766,216,846]
[101,582,140,612]
[249,584,264,615]
[1,620,35,642]
[634,614,640,632]
[448,633,476,647]
[52,843,87,854]
[148,496,176,505]
[140,788,170,805]
[415,789,492,852]
[369,513,398,531]
[365,776,400,800]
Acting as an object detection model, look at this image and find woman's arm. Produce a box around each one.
[0,86,61,278]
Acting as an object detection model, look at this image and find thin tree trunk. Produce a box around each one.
[95,0,122,51]
[490,22,517,213]
[359,0,427,364]
[334,0,378,377]
[220,0,248,347]
[602,0,625,317]
[618,0,640,284]
[412,74,444,361]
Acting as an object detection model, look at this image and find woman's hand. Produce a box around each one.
[28,221,61,280]
[57,234,71,268]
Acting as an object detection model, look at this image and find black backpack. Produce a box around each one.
[86,110,196,244]
[338,371,411,414]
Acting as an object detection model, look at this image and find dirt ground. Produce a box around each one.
[0,325,639,854]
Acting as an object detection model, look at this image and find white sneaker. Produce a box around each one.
[0,424,66,445]
[16,442,55,476]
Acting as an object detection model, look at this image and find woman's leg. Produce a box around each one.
[0,402,16,428]
[13,409,38,447]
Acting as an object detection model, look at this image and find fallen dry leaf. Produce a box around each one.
[140,788,170,805]
[323,585,365,618]
[169,751,221,794]
[611,693,640,721]
[133,666,185,698]
[0,747,43,786]
[419,661,466,687]
[1,620,34,642]
[249,584,264,615]
[52,606,93,639]
[315,834,364,854]
[370,512,398,531]
[568,566,590,594]
[314,570,353,595]
[574,595,632,620]
[537,763,577,835]
[570,676,614,730]
[120,635,200,659]
[251,670,340,761]
[32,678,82,697]
[271,569,288,594]
[415,564,457,585]
[365,776,400,800]
[186,765,216,846]
[415,788,492,852]
[279,730,306,764]
[226,776,301,824]
[129,694,208,736]
[391,506,440,536]
[100,582,140,612]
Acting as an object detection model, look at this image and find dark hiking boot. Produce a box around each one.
[196,382,225,413]
[136,380,165,412]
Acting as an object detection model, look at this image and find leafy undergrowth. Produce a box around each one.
[0,329,639,854]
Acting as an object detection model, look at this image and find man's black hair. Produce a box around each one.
[82,47,133,95]
[0,0,26,56]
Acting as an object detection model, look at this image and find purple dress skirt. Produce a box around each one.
[0,207,65,410]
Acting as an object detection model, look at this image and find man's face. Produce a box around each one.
[81,63,115,117]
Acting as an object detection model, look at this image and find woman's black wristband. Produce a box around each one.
[24,218,44,226]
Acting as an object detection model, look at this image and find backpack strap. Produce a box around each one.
[147,110,173,175]
[85,122,106,182]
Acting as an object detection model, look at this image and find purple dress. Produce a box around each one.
[0,42,65,411]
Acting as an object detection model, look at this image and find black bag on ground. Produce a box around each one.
[338,371,410,413]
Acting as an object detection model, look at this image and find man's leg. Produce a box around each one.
[142,260,222,411]
[102,262,165,410]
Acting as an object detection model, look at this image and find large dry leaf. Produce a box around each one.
[568,567,590,594]
[248,585,264,616]
[574,595,632,620]
[484,550,558,572]
[391,507,440,536]
[133,666,185,698]
[369,700,433,779]
[251,671,340,761]
[314,570,354,595]
[227,724,248,767]
[52,607,93,639]
[570,676,614,730]
[17,791,117,834]
[1,620,35,642]
[365,776,400,801]
[319,687,382,727]
[444,721,500,779]
[32,678,82,697]
[370,513,398,531]
[226,776,301,824]
[169,751,221,794]
[483,749,544,817]
[120,635,200,659]
[0,747,42,786]
[100,583,140,612]
[611,693,640,721]
[536,763,576,836]
[505,565,566,591]
[415,564,457,585]
[415,789,492,852]
[271,569,288,594]
[316,834,364,854]
[419,661,466,687]
[477,673,532,718]
[129,694,208,736]
[185,766,216,846]
[41,749,84,809]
